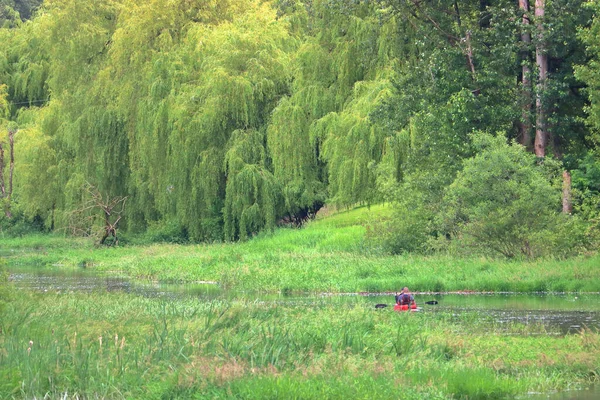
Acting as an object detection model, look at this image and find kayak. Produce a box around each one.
[394,304,418,312]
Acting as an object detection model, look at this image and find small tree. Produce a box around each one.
[438,133,564,258]
[67,183,127,246]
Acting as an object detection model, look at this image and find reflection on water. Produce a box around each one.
[8,270,221,299]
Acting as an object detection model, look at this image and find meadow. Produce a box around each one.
[2,205,600,398]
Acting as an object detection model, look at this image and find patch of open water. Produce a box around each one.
[523,385,599,399]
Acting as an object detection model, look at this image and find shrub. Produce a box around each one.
[437,133,586,258]
[142,220,190,244]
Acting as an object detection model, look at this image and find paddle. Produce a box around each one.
[374,300,438,309]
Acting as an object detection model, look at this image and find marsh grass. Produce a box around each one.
[1,292,599,398]
[3,204,600,293]
[2,205,599,398]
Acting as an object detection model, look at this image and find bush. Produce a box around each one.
[437,133,586,258]
[140,219,190,244]
[0,211,47,237]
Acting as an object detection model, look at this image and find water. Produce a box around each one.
[367,293,600,334]
[525,385,599,399]
[8,269,221,298]
[7,268,600,334]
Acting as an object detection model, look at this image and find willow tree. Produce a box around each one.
[5,0,294,240]
[267,0,400,214]
[12,114,58,227]
[156,1,292,240]
[223,129,278,241]
[9,0,126,232]
[315,79,396,207]
[76,0,294,240]
[92,0,224,232]
[0,16,50,112]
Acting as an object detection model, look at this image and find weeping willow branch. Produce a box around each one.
[0,123,17,218]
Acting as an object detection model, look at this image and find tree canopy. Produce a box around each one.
[1,0,600,256]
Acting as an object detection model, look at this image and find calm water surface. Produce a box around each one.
[524,385,599,400]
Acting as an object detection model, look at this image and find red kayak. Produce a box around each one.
[394,303,418,312]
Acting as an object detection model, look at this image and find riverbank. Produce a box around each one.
[2,205,600,293]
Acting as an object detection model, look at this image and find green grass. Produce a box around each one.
[2,204,600,293]
[2,205,599,398]
[1,291,598,399]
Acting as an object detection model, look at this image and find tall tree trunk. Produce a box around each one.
[562,170,573,214]
[465,30,476,80]
[452,1,476,82]
[519,0,533,150]
[534,0,547,158]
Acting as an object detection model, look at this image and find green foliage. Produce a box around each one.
[373,91,480,254]
[437,133,584,258]
[577,1,600,146]
[570,152,600,245]
[0,84,8,118]
[0,0,599,249]
[0,0,19,28]
[572,152,600,219]
[12,121,58,225]
[139,220,189,245]
[1,0,41,24]
[223,129,278,241]
[0,209,46,237]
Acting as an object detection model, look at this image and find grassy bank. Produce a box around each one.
[1,291,598,399]
[2,205,600,293]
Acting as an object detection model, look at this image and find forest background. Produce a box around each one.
[2,0,600,260]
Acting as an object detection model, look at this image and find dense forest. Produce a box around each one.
[1,0,600,258]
